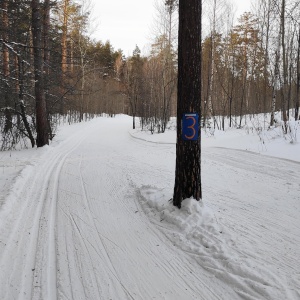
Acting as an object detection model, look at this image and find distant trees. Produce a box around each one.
[0,0,125,150]
[1,0,299,150]
[126,0,178,133]
[140,33,177,133]
[199,0,300,131]
[201,12,267,128]
[116,0,179,133]
[117,46,144,129]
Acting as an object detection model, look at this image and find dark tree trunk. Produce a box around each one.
[173,0,202,208]
[32,0,49,147]
[60,0,69,115]
[2,0,12,132]
[18,58,35,148]
[61,0,69,74]
[296,24,300,121]
[43,0,50,66]
[43,0,53,139]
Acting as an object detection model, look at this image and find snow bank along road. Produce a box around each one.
[0,116,299,299]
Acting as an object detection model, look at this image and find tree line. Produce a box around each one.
[1,0,299,150]
[120,0,300,134]
[202,0,300,132]
[0,0,124,149]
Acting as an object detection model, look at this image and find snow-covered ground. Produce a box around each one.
[0,115,299,299]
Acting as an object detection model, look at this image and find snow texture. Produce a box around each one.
[0,115,299,300]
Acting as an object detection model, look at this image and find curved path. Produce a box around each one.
[0,116,299,299]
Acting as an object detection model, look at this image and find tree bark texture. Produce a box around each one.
[296,24,300,121]
[60,0,70,114]
[2,0,12,132]
[173,0,202,208]
[18,58,35,148]
[32,0,49,147]
[43,0,53,139]
[61,0,69,75]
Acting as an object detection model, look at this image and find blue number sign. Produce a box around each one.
[182,113,199,141]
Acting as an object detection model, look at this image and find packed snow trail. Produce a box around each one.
[202,147,300,299]
[0,115,299,299]
[0,117,237,300]
[137,145,300,300]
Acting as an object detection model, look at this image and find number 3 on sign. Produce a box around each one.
[182,113,199,141]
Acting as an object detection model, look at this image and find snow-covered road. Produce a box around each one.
[0,116,299,299]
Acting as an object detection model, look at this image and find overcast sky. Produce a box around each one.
[90,0,252,57]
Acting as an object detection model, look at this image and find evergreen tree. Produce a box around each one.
[32,0,49,146]
[173,0,202,208]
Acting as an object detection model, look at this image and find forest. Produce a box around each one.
[0,0,299,150]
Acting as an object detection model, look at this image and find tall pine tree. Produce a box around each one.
[32,0,49,147]
[173,0,202,208]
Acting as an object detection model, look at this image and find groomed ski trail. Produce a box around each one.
[0,117,239,300]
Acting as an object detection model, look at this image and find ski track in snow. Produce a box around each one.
[0,116,299,300]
